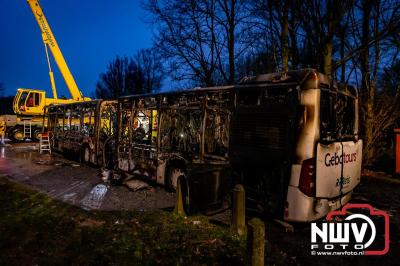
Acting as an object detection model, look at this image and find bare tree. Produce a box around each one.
[251,0,347,73]
[135,48,164,93]
[96,50,164,99]
[95,56,144,99]
[294,0,353,78]
[144,0,253,86]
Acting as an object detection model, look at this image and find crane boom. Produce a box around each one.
[8,0,91,142]
[27,0,85,101]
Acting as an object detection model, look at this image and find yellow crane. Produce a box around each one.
[8,0,90,141]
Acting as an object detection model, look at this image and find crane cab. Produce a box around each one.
[13,88,85,117]
[13,88,46,116]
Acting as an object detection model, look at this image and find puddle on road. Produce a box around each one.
[80,183,109,210]
[33,153,81,167]
[49,180,88,198]
[33,157,81,167]
[60,192,78,202]
[0,144,35,159]
[12,173,31,181]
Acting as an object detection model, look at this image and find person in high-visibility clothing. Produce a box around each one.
[0,117,6,145]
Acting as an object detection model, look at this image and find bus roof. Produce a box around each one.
[117,68,356,101]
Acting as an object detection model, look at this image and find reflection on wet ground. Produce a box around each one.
[81,184,109,210]
[0,143,175,212]
[1,147,5,158]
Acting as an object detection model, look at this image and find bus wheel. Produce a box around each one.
[167,166,185,192]
[32,128,42,142]
[11,128,25,142]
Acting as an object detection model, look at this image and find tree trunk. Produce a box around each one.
[289,1,299,69]
[280,1,289,72]
[322,42,333,79]
[228,0,236,84]
[361,0,374,164]
[339,26,346,83]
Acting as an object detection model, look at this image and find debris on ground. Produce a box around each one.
[124,179,150,191]
[110,172,124,185]
[100,168,111,182]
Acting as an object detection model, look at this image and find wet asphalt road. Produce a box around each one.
[0,142,175,212]
[1,142,399,265]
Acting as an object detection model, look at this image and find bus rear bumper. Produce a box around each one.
[284,186,352,222]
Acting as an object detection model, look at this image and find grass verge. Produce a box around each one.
[0,177,245,265]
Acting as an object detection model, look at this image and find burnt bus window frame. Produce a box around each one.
[99,101,118,140]
[45,100,117,166]
[203,90,233,159]
[82,103,96,137]
[320,86,357,142]
[159,99,204,158]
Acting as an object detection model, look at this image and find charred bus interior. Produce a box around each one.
[46,100,117,167]
[116,88,234,213]
[320,85,358,142]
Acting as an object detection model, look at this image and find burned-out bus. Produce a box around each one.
[44,69,361,222]
[46,100,117,167]
[115,69,362,222]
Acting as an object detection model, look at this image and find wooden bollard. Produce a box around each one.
[247,218,265,266]
[174,177,185,216]
[231,184,246,236]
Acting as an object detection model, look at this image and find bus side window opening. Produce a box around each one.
[205,110,229,157]
[320,90,336,141]
[320,89,356,141]
[238,89,261,105]
[336,93,355,138]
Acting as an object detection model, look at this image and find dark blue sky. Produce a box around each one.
[0,0,153,98]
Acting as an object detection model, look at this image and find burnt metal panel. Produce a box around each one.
[230,92,298,165]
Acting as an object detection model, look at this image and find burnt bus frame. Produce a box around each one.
[116,86,234,212]
[45,100,117,166]
[44,69,359,218]
[115,69,338,214]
